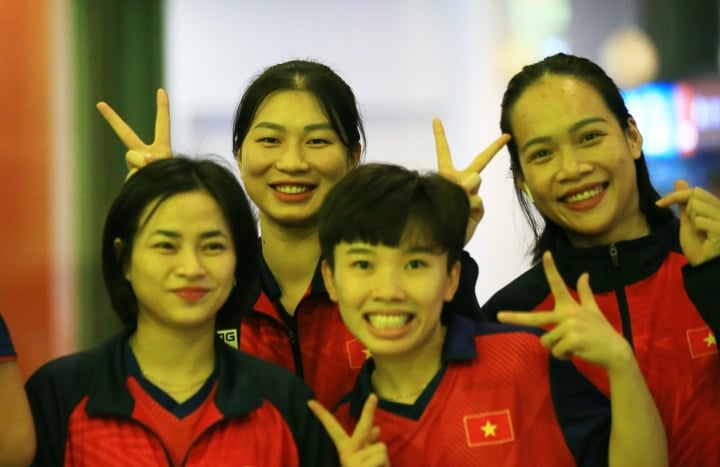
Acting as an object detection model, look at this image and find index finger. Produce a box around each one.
[433,118,454,172]
[153,88,171,147]
[465,133,512,174]
[308,399,349,446]
[348,394,379,448]
[96,101,147,150]
[540,251,575,304]
[497,310,559,328]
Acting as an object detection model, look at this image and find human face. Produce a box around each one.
[511,75,648,247]
[322,242,460,359]
[238,90,357,230]
[124,190,236,332]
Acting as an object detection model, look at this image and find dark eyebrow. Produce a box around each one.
[252,122,333,132]
[520,117,609,154]
[153,230,226,239]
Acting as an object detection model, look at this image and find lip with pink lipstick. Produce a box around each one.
[559,182,608,211]
[173,286,209,302]
[271,182,316,202]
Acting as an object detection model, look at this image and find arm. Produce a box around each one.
[656,180,720,335]
[498,252,667,467]
[96,88,173,179]
[0,315,35,467]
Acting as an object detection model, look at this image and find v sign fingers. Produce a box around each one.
[308,395,390,467]
[432,118,511,243]
[97,88,173,177]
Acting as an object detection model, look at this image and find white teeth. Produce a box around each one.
[367,314,410,329]
[564,186,603,203]
[275,185,310,194]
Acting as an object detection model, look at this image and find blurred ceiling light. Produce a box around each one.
[599,24,659,89]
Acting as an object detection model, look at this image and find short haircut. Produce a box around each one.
[101,156,260,329]
[318,163,468,270]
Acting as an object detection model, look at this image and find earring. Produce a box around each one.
[523,182,534,203]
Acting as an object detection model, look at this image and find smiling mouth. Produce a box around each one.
[364,313,413,329]
[273,185,313,194]
[560,183,607,203]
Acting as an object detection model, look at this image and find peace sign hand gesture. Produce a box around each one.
[656,179,720,266]
[96,88,173,179]
[497,251,633,373]
[308,394,390,467]
[433,118,511,244]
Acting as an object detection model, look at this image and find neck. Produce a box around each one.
[259,217,322,314]
[130,321,216,398]
[371,326,446,404]
[566,213,650,248]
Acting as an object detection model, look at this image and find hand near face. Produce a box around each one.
[432,118,511,244]
[308,394,390,467]
[497,251,633,373]
[96,88,173,179]
[656,179,720,266]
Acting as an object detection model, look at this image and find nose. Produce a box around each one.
[370,267,407,302]
[176,248,206,279]
[556,150,593,182]
[275,142,310,173]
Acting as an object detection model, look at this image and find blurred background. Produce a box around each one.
[2,0,719,379]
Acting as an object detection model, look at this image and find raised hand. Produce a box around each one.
[656,179,720,266]
[497,251,633,372]
[96,88,173,179]
[432,118,511,244]
[308,394,390,467]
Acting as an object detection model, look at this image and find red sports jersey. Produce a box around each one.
[334,317,610,466]
[483,219,720,467]
[25,330,337,466]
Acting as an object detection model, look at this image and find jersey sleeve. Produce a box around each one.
[549,357,611,467]
[683,256,720,336]
[0,314,17,360]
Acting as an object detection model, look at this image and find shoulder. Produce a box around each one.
[26,345,104,392]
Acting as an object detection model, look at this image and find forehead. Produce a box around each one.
[138,190,228,233]
[252,90,328,125]
[510,76,612,140]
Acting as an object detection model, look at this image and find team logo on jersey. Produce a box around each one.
[464,409,514,446]
[686,327,717,358]
[217,329,239,349]
[346,339,371,368]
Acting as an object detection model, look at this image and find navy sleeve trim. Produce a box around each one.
[683,255,720,336]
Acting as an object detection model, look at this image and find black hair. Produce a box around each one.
[318,163,468,271]
[232,59,365,161]
[101,156,260,328]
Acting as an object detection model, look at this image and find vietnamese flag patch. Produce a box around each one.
[687,327,718,358]
[346,338,371,368]
[464,409,514,446]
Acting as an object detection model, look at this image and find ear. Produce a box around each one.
[443,260,462,302]
[515,175,534,203]
[321,260,339,302]
[626,117,643,160]
[114,238,131,281]
[349,143,362,168]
